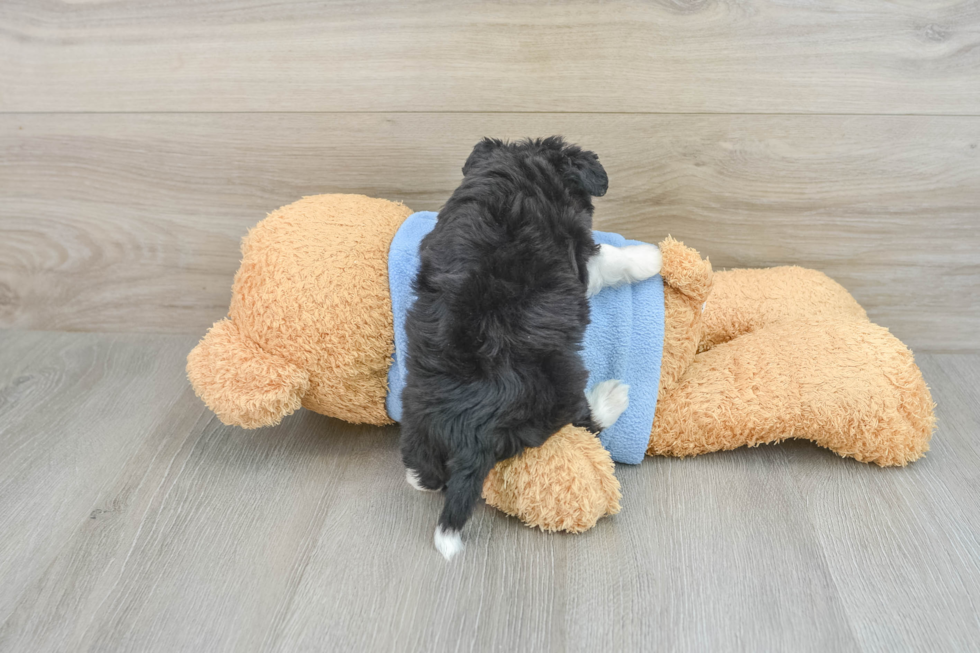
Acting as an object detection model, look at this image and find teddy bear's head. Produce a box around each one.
[187,194,413,428]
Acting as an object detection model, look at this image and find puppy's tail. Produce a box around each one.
[434,449,497,561]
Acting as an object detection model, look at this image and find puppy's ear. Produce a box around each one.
[568,149,608,197]
[462,138,503,176]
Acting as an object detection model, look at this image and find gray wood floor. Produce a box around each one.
[0,330,977,653]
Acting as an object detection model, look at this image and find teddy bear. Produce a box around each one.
[187,194,936,533]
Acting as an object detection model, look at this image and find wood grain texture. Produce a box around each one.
[0,331,201,625]
[0,333,977,652]
[2,113,978,350]
[787,353,980,653]
[2,0,979,114]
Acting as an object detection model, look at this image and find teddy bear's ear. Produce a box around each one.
[462,137,504,176]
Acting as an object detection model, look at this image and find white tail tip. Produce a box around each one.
[434,525,464,560]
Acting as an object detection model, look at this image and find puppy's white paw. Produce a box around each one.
[434,525,464,560]
[622,244,662,282]
[586,244,662,296]
[586,379,630,430]
[586,244,616,297]
[406,468,436,492]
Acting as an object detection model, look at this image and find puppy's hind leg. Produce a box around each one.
[435,450,497,561]
[403,451,445,493]
[400,424,446,492]
[586,243,663,296]
[406,468,438,492]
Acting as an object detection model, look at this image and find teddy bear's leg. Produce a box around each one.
[586,243,663,296]
[700,267,868,352]
[483,425,622,532]
[187,318,310,429]
[649,318,935,466]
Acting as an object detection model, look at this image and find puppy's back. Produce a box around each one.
[400,137,606,559]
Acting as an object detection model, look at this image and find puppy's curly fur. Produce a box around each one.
[399,137,609,557]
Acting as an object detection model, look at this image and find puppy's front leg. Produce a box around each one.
[586,243,662,297]
[585,379,630,430]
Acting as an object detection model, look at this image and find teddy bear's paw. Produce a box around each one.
[482,425,622,533]
[587,379,630,430]
[657,236,713,304]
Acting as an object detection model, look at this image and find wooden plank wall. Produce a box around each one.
[1,1,979,351]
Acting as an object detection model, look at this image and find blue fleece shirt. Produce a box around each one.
[385,212,664,464]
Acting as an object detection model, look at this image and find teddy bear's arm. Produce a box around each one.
[187,318,310,428]
[657,237,713,394]
[482,425,621,533]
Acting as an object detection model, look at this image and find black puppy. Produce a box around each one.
[401,137,660,559]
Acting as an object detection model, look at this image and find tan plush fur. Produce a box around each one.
[187,194,936,534]
[649,264,936,466]
[482,425,622,533]
[188,194,412,427]
[187,318,310,429]
[657,236,713,394]
[698,266,869,352]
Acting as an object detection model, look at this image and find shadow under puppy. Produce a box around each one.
[400,137,662,559]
